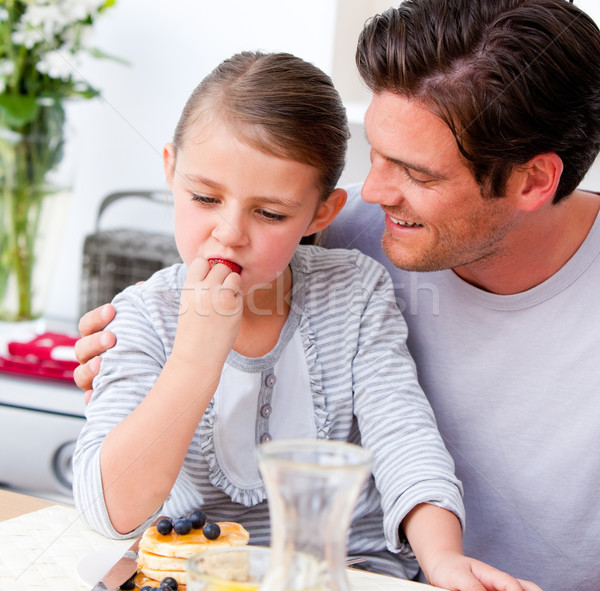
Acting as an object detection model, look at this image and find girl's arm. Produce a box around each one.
[402,504,543,591]
[99,259,242,534]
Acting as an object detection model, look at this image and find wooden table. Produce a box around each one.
[0,488,60,521]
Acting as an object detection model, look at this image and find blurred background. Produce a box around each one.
[37,0,600,324]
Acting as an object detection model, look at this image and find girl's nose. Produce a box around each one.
[211,211,249,247]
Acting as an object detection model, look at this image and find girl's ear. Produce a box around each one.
[304,188,347,236]
[511,153,563,212]
[163,143,176,189]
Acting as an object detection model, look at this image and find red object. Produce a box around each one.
[208,258,242,274]
[0,332,78,382]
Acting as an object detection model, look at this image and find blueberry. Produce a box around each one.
[119,576,136,590]
[160,576,178,590]
[188,510,207,529]
[156,518,173,536]
[203,522,221,540]
[173,517,192,535]
[140,586,155,591]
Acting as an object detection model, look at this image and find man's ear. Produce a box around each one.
[304,188,347,236]
[163,143,176,189]
[512,153,563,212]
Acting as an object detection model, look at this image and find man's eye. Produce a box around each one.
[401,166,429,185]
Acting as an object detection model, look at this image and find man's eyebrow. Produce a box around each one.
[365,134,449,180]
[388,155,448,180]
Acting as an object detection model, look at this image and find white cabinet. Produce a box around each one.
[0,374,85,503]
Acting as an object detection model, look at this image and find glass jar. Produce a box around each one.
[257,439,373,591]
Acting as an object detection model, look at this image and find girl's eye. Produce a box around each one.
[258,209,287,222]
[191,193,218,204]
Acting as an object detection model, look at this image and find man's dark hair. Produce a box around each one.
[356,0,600,202]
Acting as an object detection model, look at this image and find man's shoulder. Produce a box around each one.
[322,184,381,247]
[322,183,412,292]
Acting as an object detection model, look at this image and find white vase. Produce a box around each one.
[0,104,72,321]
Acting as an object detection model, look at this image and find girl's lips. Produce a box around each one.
[208,258,242,274]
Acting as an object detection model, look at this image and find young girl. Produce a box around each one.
[74,51,540,591]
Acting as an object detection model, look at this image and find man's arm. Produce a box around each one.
[74,304,117,402]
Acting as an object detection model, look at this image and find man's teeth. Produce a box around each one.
[390,216,422,227]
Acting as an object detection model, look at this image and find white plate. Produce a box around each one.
[76,546,440,590]
[76,543,134,588]
[348,570,443,590]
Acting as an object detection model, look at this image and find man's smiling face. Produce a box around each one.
[362,91,520,273]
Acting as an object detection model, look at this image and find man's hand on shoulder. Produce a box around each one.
[74,304,117,403]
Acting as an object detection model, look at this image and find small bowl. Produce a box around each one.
[186,545,324,591]
[186,546,270,590]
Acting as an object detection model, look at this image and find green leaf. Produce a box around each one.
[0,95,40,128]
[87,47,131,66]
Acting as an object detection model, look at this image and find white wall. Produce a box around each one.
[47,0,340,323]
[577,0,600,191]
[44,0,600,324]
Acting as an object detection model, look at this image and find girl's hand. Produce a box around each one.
[171,258,243,366]
[425,551,543,591]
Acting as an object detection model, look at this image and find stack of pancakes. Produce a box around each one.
[135,521,250,588]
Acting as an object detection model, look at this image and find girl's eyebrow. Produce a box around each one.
[183,173,222,189]
[258,196,303,208]
[183,173,302,208]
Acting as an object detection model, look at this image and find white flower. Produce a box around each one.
[11,27,42,50]
[22,4,72,40]
[36,50,75,81]
[0,8,9,22]
[61,0,106,22]
[0,59,16,77]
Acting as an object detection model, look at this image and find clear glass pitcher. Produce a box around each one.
[257,439,373,591]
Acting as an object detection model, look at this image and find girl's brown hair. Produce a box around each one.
[173,51,350,199]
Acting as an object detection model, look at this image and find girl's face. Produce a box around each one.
[165,122,344,296]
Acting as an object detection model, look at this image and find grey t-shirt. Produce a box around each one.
[323,183,600,591]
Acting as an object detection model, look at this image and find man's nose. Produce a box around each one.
[362,160,404,207]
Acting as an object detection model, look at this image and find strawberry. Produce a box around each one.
[208,258,242,274]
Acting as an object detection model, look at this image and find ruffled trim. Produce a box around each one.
[198,398,268,507]
[196,248,332,506]
[295,295,331,440]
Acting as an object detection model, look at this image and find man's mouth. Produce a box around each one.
[208,258,242,274]
[388,215,423,228]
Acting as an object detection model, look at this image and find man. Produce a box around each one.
[75,1,600,590]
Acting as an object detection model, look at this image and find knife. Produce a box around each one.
[92,535,140,591]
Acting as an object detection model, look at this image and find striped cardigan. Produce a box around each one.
[73,245,463,578]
